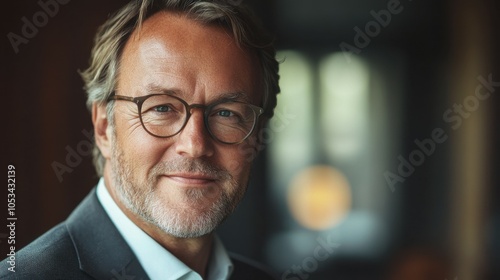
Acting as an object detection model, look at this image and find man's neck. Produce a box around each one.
[104,178,213,278]
[131,214,214,278]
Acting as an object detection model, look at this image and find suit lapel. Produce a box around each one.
[65,188,150,280]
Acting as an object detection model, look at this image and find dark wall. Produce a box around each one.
[3,0,130,254]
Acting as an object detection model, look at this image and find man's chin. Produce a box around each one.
[164,229,214,239]
[143,190,231,236]
[149,210,221,238]
[154,187,221,209]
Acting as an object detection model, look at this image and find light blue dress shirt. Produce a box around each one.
[96,178,233,280]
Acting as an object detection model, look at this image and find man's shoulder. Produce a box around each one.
[229,253,278,280]
[0,222,92,279]
[0,188,146,280]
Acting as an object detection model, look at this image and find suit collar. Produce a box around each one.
[65,188,149,279]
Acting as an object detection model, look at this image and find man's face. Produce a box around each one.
[105,12,261,238]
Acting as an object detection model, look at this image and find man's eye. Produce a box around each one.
[217,110,234,117]
[154,105,171,113]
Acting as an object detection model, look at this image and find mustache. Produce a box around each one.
[149,158,231,180]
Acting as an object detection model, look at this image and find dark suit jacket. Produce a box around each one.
[0,189,276,280]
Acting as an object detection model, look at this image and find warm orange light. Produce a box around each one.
[287,165,352,230]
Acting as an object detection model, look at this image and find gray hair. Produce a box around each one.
[80,0,280,176]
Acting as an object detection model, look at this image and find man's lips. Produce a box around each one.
[162,173,217,186]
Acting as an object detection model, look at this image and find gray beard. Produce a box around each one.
[109,136,246,238]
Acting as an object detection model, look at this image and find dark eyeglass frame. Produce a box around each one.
[107,93,264,144]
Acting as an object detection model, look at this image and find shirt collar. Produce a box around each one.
[96,178,233,280]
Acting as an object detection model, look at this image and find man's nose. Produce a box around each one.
[174,108,215,158]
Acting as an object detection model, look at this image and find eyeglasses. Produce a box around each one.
[108,93,264,144]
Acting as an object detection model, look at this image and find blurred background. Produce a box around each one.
[2,0,499,279]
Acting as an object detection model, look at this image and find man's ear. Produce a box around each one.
[92,103,112,160]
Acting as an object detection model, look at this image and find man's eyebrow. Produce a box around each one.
[145,84,178,95]
[144,84,251,103]
[216,91,250,103]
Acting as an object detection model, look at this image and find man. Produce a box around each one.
[1,0,280,279]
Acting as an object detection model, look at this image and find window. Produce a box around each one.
[266,50,401,270]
